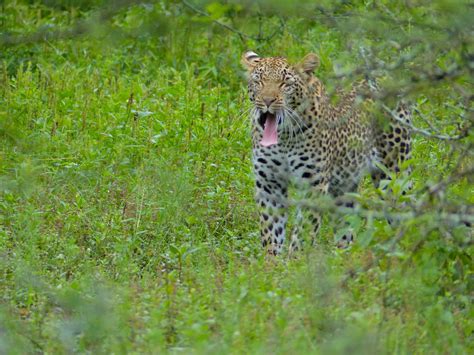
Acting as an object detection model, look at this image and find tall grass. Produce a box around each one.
[1,1,472,353]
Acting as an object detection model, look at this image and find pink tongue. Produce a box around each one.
[260,114,278,147]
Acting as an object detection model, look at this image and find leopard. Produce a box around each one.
[241,51,412,255]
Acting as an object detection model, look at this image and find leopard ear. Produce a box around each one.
[296,53,320,75]
[241,51,261,70]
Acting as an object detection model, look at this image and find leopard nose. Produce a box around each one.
[263,97,276,108]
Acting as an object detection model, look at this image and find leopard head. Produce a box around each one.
[241,51,320,146]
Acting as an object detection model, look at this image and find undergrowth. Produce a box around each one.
[0,1,472,353]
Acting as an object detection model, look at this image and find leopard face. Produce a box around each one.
[241,51,320,134]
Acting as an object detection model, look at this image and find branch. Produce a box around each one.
[290,198,474,225]
[181,1,285,44]
[181,0,250,42]
[381,104,471,141]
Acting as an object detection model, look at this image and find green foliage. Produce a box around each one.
[0,0,472,353]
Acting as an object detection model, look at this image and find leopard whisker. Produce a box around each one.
[281,110,300,147]
[283,107,305,144]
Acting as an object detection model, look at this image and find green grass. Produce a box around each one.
[1,1,472,353]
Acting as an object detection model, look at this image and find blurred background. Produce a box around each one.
[0,0,472,353]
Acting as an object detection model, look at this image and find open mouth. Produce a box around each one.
[259,112,278,147]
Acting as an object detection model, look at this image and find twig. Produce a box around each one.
[181,0,285,44]
[181,0,250,42]
[382,104,471,141]
[291,198,474,225]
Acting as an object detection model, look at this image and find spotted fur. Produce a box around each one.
[241,51,412,255]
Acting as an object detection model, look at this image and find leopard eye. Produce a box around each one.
[250,73,260,82]
[285,77,296,85]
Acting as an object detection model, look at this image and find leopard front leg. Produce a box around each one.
[289,182,327,254]
[334,199,355,249]
[289,208,321,253]
[329,184,358,249]
[253,153,289,256]
[257,196,288,255]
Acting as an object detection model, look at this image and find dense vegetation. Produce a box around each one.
[1,0,472,353]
